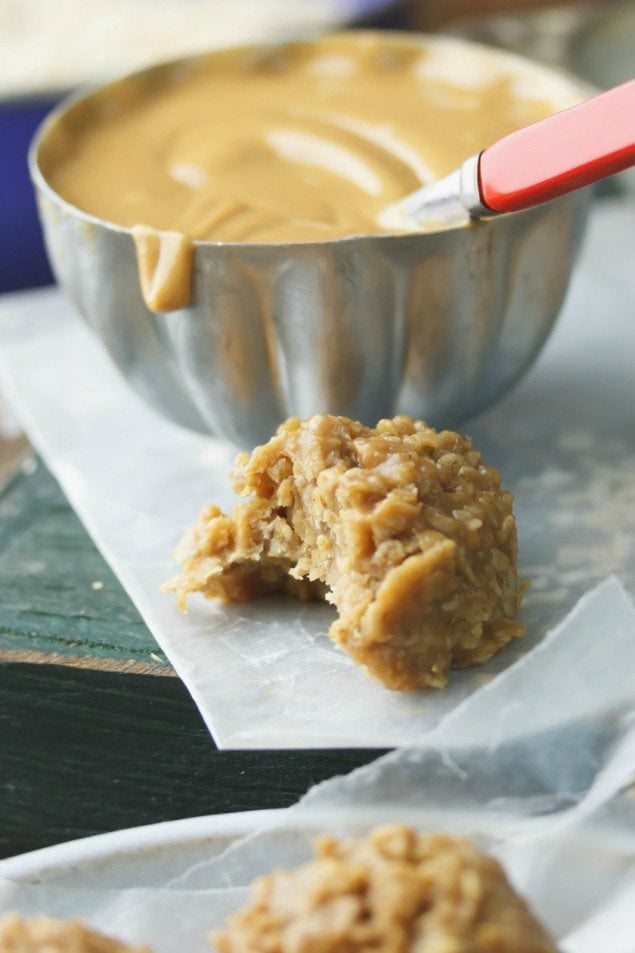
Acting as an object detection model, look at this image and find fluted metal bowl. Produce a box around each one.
[29,33,592,448]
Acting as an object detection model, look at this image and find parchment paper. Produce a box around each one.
[1,577,634,951]
[0,199,633,748]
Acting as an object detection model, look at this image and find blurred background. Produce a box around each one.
[0,0,633,476]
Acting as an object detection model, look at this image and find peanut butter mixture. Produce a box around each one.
[213,825,557,953]
[164,415,524,691]
[39,33,581,310]
[0,915,148,953]
[42,33,571,245]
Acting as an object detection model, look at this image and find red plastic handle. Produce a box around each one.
[479,79,635,214]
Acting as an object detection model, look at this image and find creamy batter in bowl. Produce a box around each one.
[30,32,592,446]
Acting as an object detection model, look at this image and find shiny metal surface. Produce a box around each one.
[379,168,467,230]
[29,47,592,449]
[381,154,490,230]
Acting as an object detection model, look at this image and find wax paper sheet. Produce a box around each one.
[1,577,634,950]
[0,199,633,748]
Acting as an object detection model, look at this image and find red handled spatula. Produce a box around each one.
[380,78,635,230]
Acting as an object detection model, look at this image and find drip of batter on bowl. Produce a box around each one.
[212,824,557,953]
[131,226,194,313]
[164,415,525,691]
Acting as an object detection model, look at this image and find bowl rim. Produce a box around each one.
[28,28,596,252]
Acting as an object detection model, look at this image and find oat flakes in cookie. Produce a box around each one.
[164,415,525,691]
[213,825,556,953]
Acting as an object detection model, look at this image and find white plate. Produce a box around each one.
[1,801,634,953]
[0,810,282,887]
[0,811,286,953]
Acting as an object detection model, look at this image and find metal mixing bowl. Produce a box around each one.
[29,34,592,448]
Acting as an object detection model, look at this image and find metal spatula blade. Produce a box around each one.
[380,78,635,233]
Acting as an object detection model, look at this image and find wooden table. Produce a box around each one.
[0,458,382,860]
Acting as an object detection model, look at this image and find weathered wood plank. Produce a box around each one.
[0,647,174,675]
[0,459,167,670]
[0,663,382,859]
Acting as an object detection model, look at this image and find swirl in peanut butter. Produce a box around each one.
[42,33,580,310]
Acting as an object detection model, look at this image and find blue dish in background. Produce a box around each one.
[1,96,60,293]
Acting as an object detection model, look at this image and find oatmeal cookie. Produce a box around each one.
[0,914,149,953]
[213,825,556,953]
[164,415,524,690]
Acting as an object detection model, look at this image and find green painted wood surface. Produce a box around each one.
[0,662,381,859]
[0,458,384,860]
[0,458,168,671]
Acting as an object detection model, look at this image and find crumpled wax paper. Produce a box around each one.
[0,199,633,748]
[1,576,634,951]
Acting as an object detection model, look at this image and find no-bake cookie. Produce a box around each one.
[213,825,556,953]
[164,415,525,690]
[0,915,148,953]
